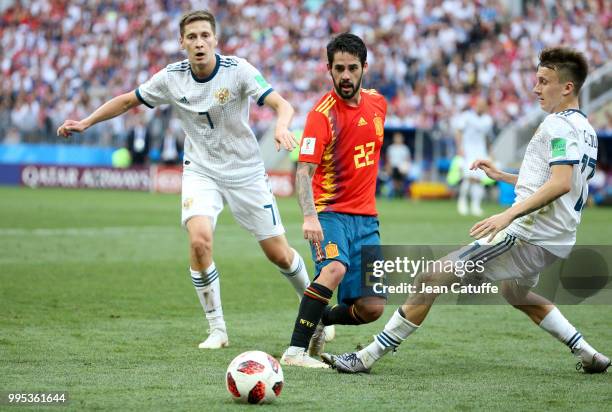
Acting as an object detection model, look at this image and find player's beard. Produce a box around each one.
[333,72,363,100]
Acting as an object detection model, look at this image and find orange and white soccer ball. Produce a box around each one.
[225,351,284,404]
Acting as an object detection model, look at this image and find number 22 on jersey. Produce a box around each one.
[354,141,375,169]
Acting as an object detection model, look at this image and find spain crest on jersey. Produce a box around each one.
[215,88,230,105]
[374,116,384,138]
[324,242,339,259]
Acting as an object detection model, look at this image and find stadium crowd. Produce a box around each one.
[0,0,610,146]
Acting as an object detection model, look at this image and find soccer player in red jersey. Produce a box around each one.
[281,33,388,368]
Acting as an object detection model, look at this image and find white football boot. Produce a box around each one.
[198,328,229,349]
[280,346,330,368]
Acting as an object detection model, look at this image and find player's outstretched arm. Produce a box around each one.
[263,91,298,151]
[296,162,323,243]
[470,164,572,241]
[470,159,518,185]
[57,91,141,138]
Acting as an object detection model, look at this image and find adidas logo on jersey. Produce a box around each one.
[179,96,189,104]
[357,117,368,126]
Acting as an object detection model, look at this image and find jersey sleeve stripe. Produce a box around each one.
[315,95,333,112]
[316,98,336,115]
[257,88,273,106]
[549,160,579,166]
[135,88,154,109]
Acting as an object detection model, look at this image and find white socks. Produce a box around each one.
[539,307,596,361]
[279,248,310,299]
[191,263,226,331]
[358,308,419,368]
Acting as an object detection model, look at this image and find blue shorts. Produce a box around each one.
[310,212,385,304]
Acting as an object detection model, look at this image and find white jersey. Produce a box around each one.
[136,54,273,186]
[507,109,598,257]
[455,110,493,160]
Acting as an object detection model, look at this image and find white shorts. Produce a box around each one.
[181,168,285,241]
[450,230,558,288]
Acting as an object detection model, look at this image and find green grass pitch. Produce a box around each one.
[1,187,610,411]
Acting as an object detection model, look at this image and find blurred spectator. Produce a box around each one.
[159,118,183,166]
[125,114,151,166]
[0,0,609,147]
[0,98,12,142]
[385,132,412,198]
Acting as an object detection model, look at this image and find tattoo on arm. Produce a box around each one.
[296,162,317,216]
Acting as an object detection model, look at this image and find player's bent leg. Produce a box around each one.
[501,280,609,373]
[322,307,420,373]
[317,298,384,366]
[260,235,337,343]
[259,234,293,268]
[187,216,214,270]
[321,298,384,326]
[283,262,346,368]
[401,268,458,325]
[304,262,346,355]
[315,261,347,290]
[500,280,554,323]
[186,216,228,349]
[259,235,310,299]
[312,271,387,357]
[308,279,378,357]
[323,268,457,372]
[223,177,311,298]
[353,296,385,323]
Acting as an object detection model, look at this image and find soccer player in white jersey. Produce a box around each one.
[57,10,314,349]
[454,97,494,216]
[322,47,610,374]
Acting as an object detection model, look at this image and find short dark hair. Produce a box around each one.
[538,47,588,95]
[326,33,367,67]
[180,10,216,37]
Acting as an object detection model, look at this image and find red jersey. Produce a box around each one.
[298,89,387,216]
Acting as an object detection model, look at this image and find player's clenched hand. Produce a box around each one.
[469,211,513,242]
[470,159,501,181]
[274,127,298,151]
[57,120,88,138]
[302,214,323,243]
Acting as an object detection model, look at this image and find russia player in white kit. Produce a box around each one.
[454,97,494,216]
[322,47,610,374]
[57,11,313,349]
